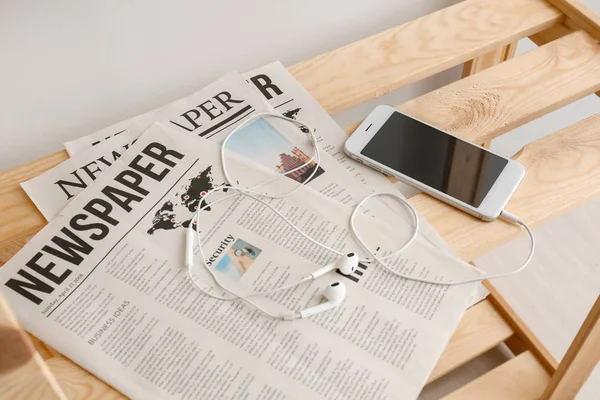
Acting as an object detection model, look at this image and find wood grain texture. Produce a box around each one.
[343,30,600,145]
[46,357,125,400]
[289,0,562,115]
[27,333,62,361]
[541,296,600,399]
[0,237,28,267]
[0,293,66,400]
[529,21,573,46]
[427,300,513,383]
[547,0,600,41]
[461,42,517,149]
[527,21,600,99]
[461,43,517,79]
[396,30,600,145]
[0,150,67,249]
[485,281,558,374]
[441,351,551,400]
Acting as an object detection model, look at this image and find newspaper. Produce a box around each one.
[28,67,488,303]
[23,72,267,220]
[63,62,391,189]
[23,74,383,226]
[63,107,163,156]
[1,123,482,399]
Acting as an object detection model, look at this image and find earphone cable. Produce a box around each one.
[186,112,536,311]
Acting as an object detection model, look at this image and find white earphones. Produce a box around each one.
[185,112,536,320]
[309,252,359,279]
[290,281,347,320]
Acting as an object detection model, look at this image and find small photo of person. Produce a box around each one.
[214,239,262,280]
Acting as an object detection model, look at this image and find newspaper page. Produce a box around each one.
[31,67,418,233]
[63,107,163,156]
[23,72,268,220]
[2,123,482,400]
[24,72,394,228]
[64,63,390,189]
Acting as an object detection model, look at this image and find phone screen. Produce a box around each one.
[361,112,508,207]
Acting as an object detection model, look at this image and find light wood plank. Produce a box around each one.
[46,357,125,400]
[461,42,518,149]
[0,151,67,249]
[547,0,600,41]
[527,21,600,99]
[393,30,600,145]
[461,43,517,79]
[441,351,551,400]
[289,0,562,115]
[427,300,513,383]
[0,293,67,400]
[529,21,573,46]
[27,333,61,361]
[344,30,600,144]
[412,112,600,262]
[485,281,558,373]
[542,296,600,399]
[0,237,28,267]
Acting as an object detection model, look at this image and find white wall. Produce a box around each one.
[0,0,462,172]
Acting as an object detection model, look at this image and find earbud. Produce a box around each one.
[337,252,358,274]
[297,281,347,319]
[310,252,359,279]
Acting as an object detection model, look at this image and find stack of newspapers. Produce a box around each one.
[1,62,485,400]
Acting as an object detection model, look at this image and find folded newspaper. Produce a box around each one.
[23,63,463,261]
[1,122,482,399]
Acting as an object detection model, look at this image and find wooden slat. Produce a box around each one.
[387,30,600,145]
[485,281,558,373]
[542,296,600,399]
[46,357,125,400]
[427,300,513,383]
[461,43,517,79]
[0,151,66,249]
[289,0,562,115]
[0,237,28,267]
[441,351,551,400]
[529,21,573,45]
[462,42,518,148]
[344,30,600,143]
[0,293,67,400]
[27,334,61,361]
[528,21,600,99]
[548,0,600,41]
[412,112,600,262]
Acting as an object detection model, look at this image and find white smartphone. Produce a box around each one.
[344,105,524,221]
